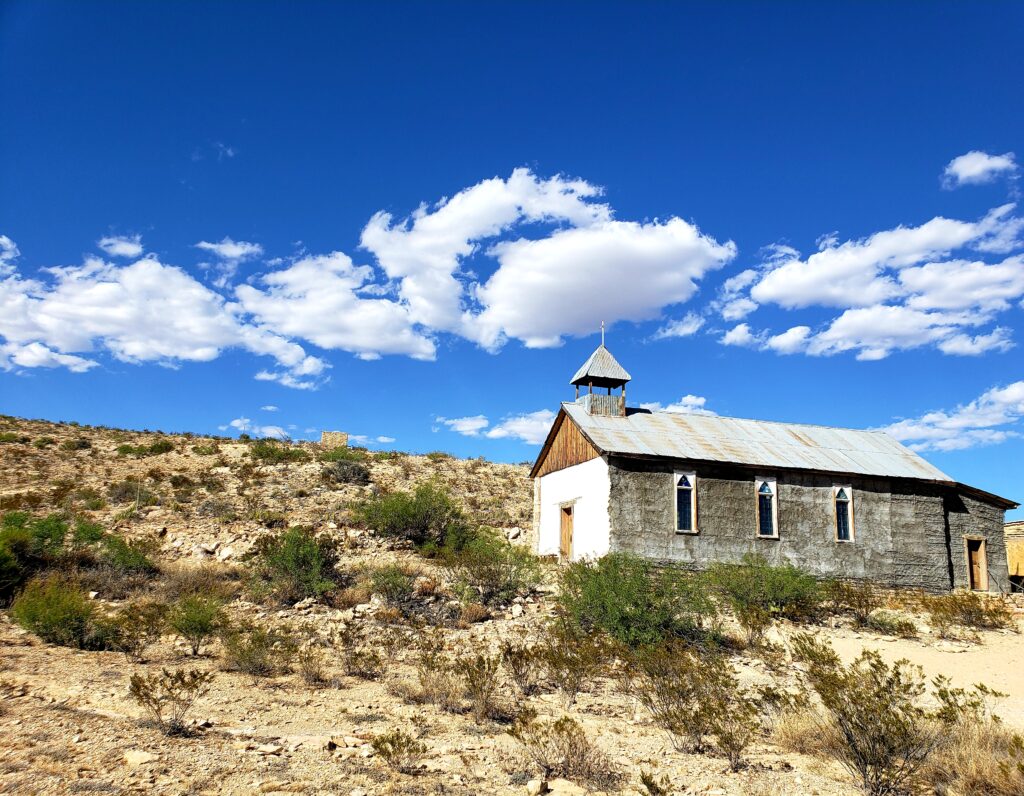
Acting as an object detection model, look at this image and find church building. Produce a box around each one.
[530,343,1017,592]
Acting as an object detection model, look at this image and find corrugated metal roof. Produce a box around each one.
[570,345,632,386]
[562,401,952,481]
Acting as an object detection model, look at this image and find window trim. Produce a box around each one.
[673,471,698,534]
[833,484,855,543]
[755,476,779,539]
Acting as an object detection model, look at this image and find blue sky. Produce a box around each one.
[1,2,1022,516]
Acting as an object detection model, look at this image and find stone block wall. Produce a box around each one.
[606,456,1008,592]
[320,431,349,449]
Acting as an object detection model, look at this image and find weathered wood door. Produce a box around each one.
[967,539,985,590]
[559,506,573,561]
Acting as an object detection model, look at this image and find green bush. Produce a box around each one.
[371,729,427,774]
[11,576,96,647]
[60,438,91,451]
[248,439,309,464]
[559,552,716,646]
[0,512,69,598]
[351,482,473,552]
[191,443,219,456]
[32,436,56,449]
[100,535,159,574]
[167,595,225,655]
[0,432,24,444]
[445,531,540,606]
[248,526,339,604]
[72,518,106,545]
[116,440,175,457]
[220,622,296,677]
[320,447,368,463]
[708,554,823,645]
[369,564,416,603]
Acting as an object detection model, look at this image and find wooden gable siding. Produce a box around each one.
[534,413,601,478]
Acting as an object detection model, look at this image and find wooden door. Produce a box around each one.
[559,506,573,561]
[967,539,985,590]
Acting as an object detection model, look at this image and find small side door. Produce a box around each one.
[559,505,574,561]
[966,538,987,591]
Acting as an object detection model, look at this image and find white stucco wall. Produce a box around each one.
[536,456,611,561]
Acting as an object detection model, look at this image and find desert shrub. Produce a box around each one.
[60,438,91,451]
[196,497,237,521]
[827,579,884,626]
[100,535,158,574]
[159,562,239,601]
[0,432,25,444]
[408,636,464,712]
[0,512,69,595]
[369,563,417,603]
[536,619,609,708]
[444,531,540,606]
[708,554,823,645]
[502,641,542,697]
[72,518,105,545]
[191,443,219,455]
[622,642,748,755]
[866,610,918,638]
[791,633,941,796]
[167,595,225,655]
[321,447,368,463]
[639,770,672,796]
[248,526,339,604]
[32,436,56,449]
[95,600,167,661]
[295,638,329,685]
[351,482,473,552]
[510,712,620,789]
[129,668,214,735]
[559,552,715,646]
[458,601,490,624]
[116,440,175,458]
[249,439,309,464]
[371,729,426,774]
[220,622,297,677]
[337,624,386,680]
[10,576,95,647]
[455,652,502,723]
[921,590,1014,638]
[106,479,158,506]
[322,460,371,486]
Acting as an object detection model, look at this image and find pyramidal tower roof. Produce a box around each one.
[570,344,632,387]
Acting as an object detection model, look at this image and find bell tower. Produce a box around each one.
[570,324,631,418]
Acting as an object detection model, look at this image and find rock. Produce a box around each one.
[547,779,585,795]
[255,744,283,756]
[350,789,367,796]
[511,603,524,618]
[506,527,522,541]
[88,591,99,600]
[526,779,548,795]
[124,750,158,768]
[200,541,220,554]
[217,546,234,561]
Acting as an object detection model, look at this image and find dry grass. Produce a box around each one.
[923,718,1024,795]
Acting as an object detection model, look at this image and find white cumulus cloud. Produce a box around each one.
[98,234,144,258]
[880,381,1024,452]
[942,150,1018,189]
[639,395,715,416]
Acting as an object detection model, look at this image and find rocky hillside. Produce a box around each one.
[0,414,534,565]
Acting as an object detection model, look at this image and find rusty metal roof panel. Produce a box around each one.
[562,402,952,482]
[570,345,632,385]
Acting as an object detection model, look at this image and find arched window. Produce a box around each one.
[757,479,777,537]
[835,486,853,542]
[675,473,696,533]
